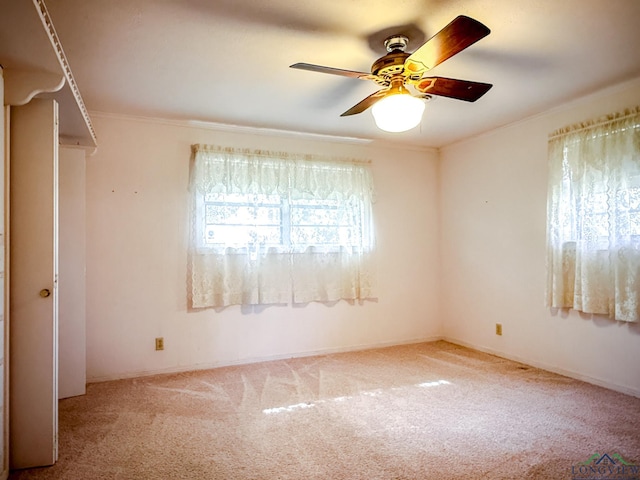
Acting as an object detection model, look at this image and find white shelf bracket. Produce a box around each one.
[3,68,65,107]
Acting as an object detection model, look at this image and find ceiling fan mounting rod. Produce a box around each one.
[384,35,409,52]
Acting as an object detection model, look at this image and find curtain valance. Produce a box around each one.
[191,144,374,201]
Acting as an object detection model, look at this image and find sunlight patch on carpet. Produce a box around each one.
[417,380,451,388]
[262,380,451,414]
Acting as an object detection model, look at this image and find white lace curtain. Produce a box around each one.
[189,144,377,308]
[546,107,640,322]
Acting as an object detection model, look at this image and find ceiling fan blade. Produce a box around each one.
[290,63,373,80]
[404,16,490,77]
[340,89,389,116]
[413,77,492,102]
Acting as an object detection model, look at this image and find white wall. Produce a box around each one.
[440,77,640,397]
[85,115,441,381]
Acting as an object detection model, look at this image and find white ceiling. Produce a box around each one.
[16,0,640,148]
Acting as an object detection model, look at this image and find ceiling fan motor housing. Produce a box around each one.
[371,51,410,85]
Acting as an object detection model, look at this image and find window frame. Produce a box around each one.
[195,194,371,253]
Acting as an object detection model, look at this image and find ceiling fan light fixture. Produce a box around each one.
[372,90,425,133]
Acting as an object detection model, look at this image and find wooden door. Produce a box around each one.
[9,98,58,469]
[0,67,8,480]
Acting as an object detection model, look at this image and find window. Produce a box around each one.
[197,192,369,252]
[576,172,640,248]
[546,107,640,322]
[189,144,376,308]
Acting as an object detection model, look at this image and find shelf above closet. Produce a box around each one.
[0,0,97,148]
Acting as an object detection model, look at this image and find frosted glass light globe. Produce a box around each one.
[372,93,425,133]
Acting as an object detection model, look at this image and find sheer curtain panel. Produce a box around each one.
[189,144,376,308]
[546,107,640,322]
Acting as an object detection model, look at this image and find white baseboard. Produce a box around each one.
[88,335,640,399]
[443,336,640,399]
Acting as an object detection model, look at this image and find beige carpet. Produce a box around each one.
[10,341,640,479]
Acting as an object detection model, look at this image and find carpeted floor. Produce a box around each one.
[9,341,640,479]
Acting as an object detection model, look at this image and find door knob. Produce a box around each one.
[39,289,51,298]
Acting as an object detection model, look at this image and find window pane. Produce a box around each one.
[630,186,640,210]
[630,206,640,236]
[291,226,340,245]
[204,225,282,245]
[205,204,280,225]
[291,226,361,246]
[197,177,371,250]
[203,192,283,246]
[290,206,344,226]
[592,192,608,213]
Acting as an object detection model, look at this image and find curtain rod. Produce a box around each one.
[192,144,371,166]
[549,106,640,140]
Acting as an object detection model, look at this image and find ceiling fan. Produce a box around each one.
[290,15,492,132]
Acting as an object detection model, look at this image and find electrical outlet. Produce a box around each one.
[495,323,503,336]
[155,337,164,351]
